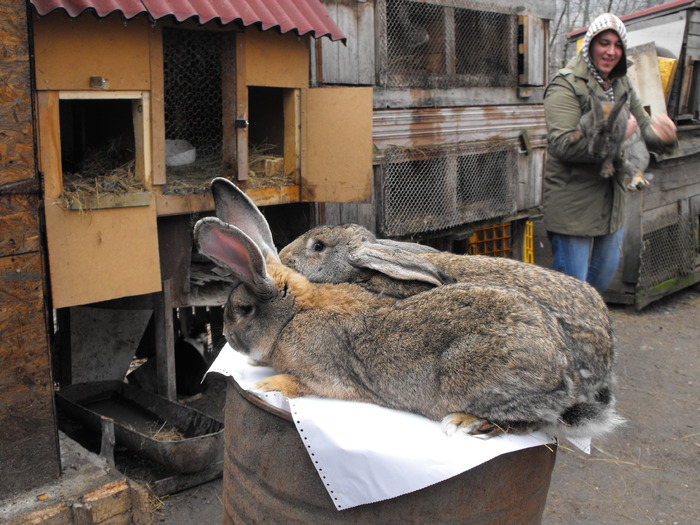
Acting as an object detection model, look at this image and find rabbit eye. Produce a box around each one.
[312,241,326,252]
[234,304,255,319]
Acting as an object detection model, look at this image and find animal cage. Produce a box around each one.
[162,28,231,189]
[637,209,696,291]
[380,0,519,89]
[162,28,294,192]
[377,142,518,238]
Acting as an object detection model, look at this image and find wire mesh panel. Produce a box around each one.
[637,214,696,290]
[379,143,517,237]
[163,28,234,189]
[381,0,518,89]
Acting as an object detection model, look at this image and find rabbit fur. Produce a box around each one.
[197,178,622,439]
[574,89,651,190]
[279,224,613,335]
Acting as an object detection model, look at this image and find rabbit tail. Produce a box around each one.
[556,386,625,438]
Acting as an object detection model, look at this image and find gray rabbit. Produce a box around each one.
[196,178,622,439]
[575,89,650,190]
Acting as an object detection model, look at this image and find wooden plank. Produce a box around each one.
[627,43,668,117]
[302,87,373,203]
[57,91,144,100]
[222,35,237,180]
[375,0,389,87]
[133,94,152,187]
[154,184,300,215]
[283,89,301,185]
[33,11,151,90]
[679,56,694,115]
[642,201,683,232]
[154,279,177,401]
[622,191,643,284]
[236,32,249,181]
[686,32,700,53]
[0,1,34,187]
[0,252,60,493]
[372,105,547,154]
[0,0,60,497]
[519,15,547,87]
[241,30,309,88]
[319,3,349,83]
[157,214,193,305]
[43,198,162,308]
[82,480,133,524]
[149,25,166,186]
[35,90,63,198]
[5,503,72,525]
[320,1,375,85]
[0,193,41,256]
[373,85,545,110]
[444,7,456,76]
[643,180,700,211]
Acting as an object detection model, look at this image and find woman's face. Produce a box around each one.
[590,29,623,79]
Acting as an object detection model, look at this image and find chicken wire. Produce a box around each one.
[378,142,518,237]
[380,0,519,89]
[637,214,696,290]
[163,28,234,179]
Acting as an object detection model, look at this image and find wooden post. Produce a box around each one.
[100,416,116,467]
[154,279,177,400]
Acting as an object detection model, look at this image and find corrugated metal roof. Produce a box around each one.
[30,0,346,41]
[566,0,694,41]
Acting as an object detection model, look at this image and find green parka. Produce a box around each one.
[543,53,670,236]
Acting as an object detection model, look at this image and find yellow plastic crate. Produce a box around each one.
[524,220,534,263]
[467,223,512,257]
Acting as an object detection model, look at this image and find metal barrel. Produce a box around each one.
[223,379,557,524]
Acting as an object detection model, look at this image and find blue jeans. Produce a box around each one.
[548,229,624,293]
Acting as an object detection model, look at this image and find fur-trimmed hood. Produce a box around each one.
[582,13,628,81]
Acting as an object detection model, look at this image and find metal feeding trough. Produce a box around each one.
[56,380,223,474]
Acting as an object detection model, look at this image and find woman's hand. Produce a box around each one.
[650,113,677,144]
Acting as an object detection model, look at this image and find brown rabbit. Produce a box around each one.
[195,179,622,439]
[277,223,611,337]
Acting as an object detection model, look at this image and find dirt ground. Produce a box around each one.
[149,284,700,524]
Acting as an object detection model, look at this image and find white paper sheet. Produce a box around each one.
[207,344,560,510]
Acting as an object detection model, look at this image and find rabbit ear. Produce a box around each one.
[376,238,440,255]
[350,243,446,286]
[194,216,277,299]
[210,177,279,261]
[588,89,605,122]
[606,91,629,125]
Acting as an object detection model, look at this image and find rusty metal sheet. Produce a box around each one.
[30,0,346,41]
[372,105,548,157]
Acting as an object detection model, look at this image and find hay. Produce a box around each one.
[60,151,145,210]
[60,141,296,204]
[162,143,295,195]
[149,421,186,442]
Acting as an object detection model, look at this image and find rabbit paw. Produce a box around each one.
[254,374,307,398]
[441,413,503,439]
[600,161,615,178]
[627,173,650,191]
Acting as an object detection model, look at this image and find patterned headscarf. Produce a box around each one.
[582,13,628,102]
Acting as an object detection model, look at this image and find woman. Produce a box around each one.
[543,13,677,293]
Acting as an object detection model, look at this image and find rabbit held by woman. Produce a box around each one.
[196,178,622,439]
[575,89,651,190]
